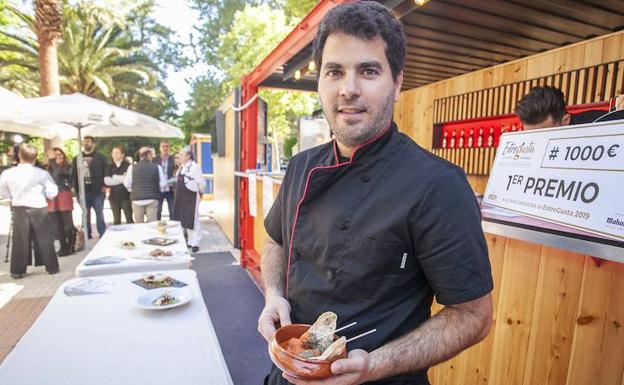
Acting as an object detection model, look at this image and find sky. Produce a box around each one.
[152,0,209,112]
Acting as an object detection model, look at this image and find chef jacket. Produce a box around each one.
[265,123,493,384]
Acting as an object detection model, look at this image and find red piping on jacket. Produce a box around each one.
[285,123,392,297]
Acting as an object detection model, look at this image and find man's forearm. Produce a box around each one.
[366,294,492,382]
[261,237,286,298]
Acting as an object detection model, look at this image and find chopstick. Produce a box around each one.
[346,328,376,343]
[318,322,357,340]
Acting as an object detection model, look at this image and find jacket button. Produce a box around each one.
[338,220,350,230]
[326,269,335,281]
[361,174,370,183]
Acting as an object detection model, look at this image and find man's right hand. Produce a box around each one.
[258,294,292,342]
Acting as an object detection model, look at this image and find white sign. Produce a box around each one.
[483,120,624,241]
[248,173,257,217]
[262,177,275,219]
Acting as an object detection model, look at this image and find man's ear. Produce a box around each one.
[561,113,571,126]
[394,71,403,102]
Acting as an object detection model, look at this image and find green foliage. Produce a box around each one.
[188,2,319,152]
[0,0,183,119]
[282,135,296,158]
[282,0,318,20]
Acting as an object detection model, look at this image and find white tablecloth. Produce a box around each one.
[0,270,233,385]
[75,222,193,277]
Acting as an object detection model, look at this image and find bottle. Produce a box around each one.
[450,131,456,148]
[477,127,484,148]
[442,131,448,148]
[467,128,474,148]
[487,127,494,147]
[458,129,465,148]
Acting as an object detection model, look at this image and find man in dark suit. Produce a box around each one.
[153,140,175,219]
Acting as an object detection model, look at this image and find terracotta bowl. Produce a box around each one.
[268,324,347,380]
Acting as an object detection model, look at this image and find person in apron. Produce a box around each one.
[172,146,204,252]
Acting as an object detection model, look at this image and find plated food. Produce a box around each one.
[149,248,173,257]
[132,287,192,310]
[117,241,136,249]
[152,291,179,306]
[142,237,177,246]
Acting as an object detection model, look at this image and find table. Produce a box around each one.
[0,269,234,385]
[75,222,193,277]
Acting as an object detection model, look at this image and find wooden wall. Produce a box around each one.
[213,92,237,244]
[428,234,624,385]
[393,31,624,385]
[393,31,624,195]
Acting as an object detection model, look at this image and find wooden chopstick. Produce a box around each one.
[346,328,376,343]
[317,322,357,340]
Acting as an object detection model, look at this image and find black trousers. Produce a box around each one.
[11,206,59,275]
[49,211,75,254]
[110,199,133,225]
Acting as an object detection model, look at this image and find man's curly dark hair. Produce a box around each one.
[313,1,406,81]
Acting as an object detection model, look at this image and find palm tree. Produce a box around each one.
[0,1,168,113]
[34,0,62,96]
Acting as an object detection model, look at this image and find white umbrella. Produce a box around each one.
[14,93,184,139]
[0,92,184,236]
[0,86,72,139]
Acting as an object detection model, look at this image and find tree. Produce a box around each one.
[186,2,318,149]
[0,0,182,119]
[34,0,62,96]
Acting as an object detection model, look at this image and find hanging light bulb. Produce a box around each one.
[294,70,302,80]
[308,60,316,72]
[414,0,429,5]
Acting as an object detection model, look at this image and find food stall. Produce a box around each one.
[212,1,624,384]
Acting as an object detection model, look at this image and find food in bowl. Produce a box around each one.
[269,312,348,379]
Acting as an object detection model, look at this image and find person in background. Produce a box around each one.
[0,144,59,278]
[153,140,175,220]
[515,86,608,130]
[72,135,108,238]
[172,146,204,253]
[104,146,133,225]
[124,147,167,223]
[46,147,75,256]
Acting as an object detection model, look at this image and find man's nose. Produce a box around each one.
[339,72,361,100]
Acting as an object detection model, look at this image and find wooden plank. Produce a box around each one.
[565,259,624,385]
[488,239,542,385]
[522,247,585,385]
[454,232,507,385]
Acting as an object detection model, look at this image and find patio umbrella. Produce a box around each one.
[0,92,184,236]
[0,86,71,139]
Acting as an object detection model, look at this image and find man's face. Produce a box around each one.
[523,114,571,131]
[160,142,170,156]
[82,138,94,152]
[317,33,402,148]
[111,148,123,162]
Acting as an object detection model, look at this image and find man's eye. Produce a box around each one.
[326,70,342,78]
[363,68,379,76]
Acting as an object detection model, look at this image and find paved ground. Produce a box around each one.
[0,199,237,363]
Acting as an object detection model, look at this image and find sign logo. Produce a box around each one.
[500,140,536,161]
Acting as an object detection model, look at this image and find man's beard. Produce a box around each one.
[326,92,394,148]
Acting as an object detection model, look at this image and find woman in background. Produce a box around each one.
[172,146,204,253]
[47,147,75,256]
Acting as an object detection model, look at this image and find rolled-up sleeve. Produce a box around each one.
[43,171,58,200]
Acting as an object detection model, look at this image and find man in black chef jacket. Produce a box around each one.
[258,2,493,385]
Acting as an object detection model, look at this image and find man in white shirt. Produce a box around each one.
[123,147,168,223]
[0,144,60,279]
[153,141,175,220]
[172,146,205,252]
[104,146,133,225]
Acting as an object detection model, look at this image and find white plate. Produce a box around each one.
[132,287,192,310]
[113,242,142,250]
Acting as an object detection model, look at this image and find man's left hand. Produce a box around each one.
[282,349,371,385]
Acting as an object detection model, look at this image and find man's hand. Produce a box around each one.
[282,350,371,385]
[258,294,292,342]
